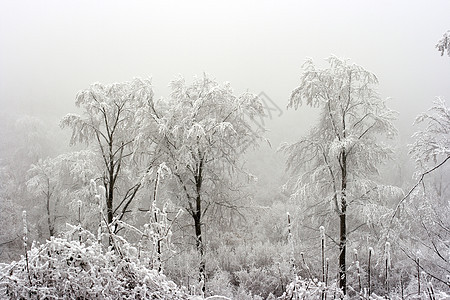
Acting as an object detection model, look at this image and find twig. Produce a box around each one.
[390,156,450,223]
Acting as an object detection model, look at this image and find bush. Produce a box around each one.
[0,235,190,299]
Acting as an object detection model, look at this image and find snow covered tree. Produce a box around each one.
[12,116,54,174]
[436,30,450,57]
[27,157,62,237]
[61,79,154,230]
[282,56,398,294]
[410,98,449,172]
[394,98,450,215]
[395,98,450,289]
[145,74,265,288]
[26,150,98,237]
[0,167,22,261]
[0,115,55,259]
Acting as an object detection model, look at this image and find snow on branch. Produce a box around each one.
[436,30,450,57]
[410,98,450,173]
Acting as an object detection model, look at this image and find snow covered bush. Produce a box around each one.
[0,230,190,299]
[205,269,235,299]
[235,266,285,299]
[279,276,342,300]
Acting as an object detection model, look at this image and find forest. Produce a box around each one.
[1,37,449,298]
[0,3,449,298]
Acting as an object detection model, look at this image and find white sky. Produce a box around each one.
[1,0,449,144]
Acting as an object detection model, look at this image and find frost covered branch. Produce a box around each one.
[436,30,450,57]
[390,155,450,222]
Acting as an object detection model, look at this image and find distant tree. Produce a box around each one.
[13,116,54,172]
[282,56,398,294]
[0,115,55,260]
[387,34,450,291]
[0,168,22,261]
[436,30,450,57]
[410,98,449,171]
[393,98,450,213]
[410,35,450,285]
[26,150,98,237]
[27,157,61,237]
[394,98,450,288]
[61,79,154,230]
[142,74,265,288]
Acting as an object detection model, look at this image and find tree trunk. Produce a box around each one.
[107,152,114,225]
[339,150,347,294]
[194,158,206,294]
[368,249,372,296]
[106,147,115,246]
[153,206,163,273]
[339,212,346,294]
[46,190,54,237]
[194,196,206,293]
[107,175,114,225]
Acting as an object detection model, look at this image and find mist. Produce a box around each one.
[1,1,449,141]
[1,1,449,298]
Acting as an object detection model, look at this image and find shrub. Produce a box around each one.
[0,235,190,299]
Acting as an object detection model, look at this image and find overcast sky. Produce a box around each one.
[1,0,449,144]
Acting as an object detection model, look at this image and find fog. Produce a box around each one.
[1,1,449,202]
[1,2,450,297]
[1,0,449,147]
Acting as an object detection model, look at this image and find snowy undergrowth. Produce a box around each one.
[0,230,192,299]
[1,230,449,299]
